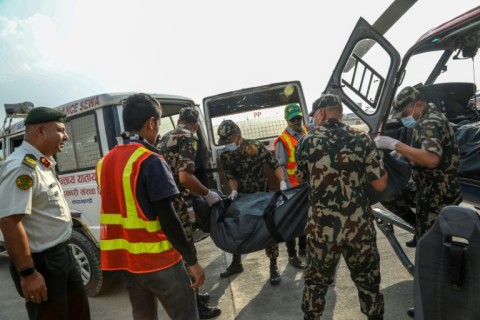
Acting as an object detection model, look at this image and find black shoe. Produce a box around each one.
[288,256,306,269]
[407,307,414,318]
[220,263,243,278]
[298,248,307,257]
[198,301,221,319]
[406,236,417,248]
[197,292,210,304]
[269,261,281,286]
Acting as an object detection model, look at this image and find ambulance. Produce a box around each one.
[0,82,310,296]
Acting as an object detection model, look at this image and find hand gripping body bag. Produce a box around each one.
[192,183,308,254]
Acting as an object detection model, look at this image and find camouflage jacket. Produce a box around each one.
[411,104,462,206]
[157,124,198,193]
[295,119,386,242]
[219,138,279,193]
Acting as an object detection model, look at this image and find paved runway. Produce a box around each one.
[0,218,415,320]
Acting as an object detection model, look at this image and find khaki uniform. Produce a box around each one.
[0,142,71,251]
[296,119,385,319]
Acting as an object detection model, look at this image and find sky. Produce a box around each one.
[0,0,479,121]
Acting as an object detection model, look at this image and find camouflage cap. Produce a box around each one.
[24,107,67,125]
[178,107,199,123]
[392,86,422,119]
[217,119,240,144]
[309,94,342,116]
[284,103,303,120]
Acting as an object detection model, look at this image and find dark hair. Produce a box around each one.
[122,93,162,131]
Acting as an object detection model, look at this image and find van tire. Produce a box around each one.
[68,229,103,297]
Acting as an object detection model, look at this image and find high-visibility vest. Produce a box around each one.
[274,127,307,186]
[96,143,182,273]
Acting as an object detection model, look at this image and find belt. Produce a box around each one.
[33,241,69,255]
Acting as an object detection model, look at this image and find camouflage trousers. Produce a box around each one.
[265,243,279,259]
[382,180,462,238]
[302,235,383,319]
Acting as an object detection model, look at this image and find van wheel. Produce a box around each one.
[68,230,103,297]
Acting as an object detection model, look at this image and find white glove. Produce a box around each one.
[204,190,221,207]
[374,136,399,150]
[279,181,288,191]
[228,190,238,201]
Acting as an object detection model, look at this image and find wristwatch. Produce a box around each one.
[18,267,36,277]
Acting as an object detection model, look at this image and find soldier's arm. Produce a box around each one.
[179,171,209,197]
[395,142,440,168]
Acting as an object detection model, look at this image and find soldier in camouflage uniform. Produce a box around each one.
[217,119,287,286]
[296,94,388,320]
[158,107,222,319]
[374,86,462,239]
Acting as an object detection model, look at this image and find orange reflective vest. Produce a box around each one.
[274,127,307,186]
[96,143,182,273]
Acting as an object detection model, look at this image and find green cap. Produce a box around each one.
[178,107,199,123]
[309,94,342,116]
[284,103,303,120]
[217,119,240,144]
[24,107,67,125]
[392,86,423,119]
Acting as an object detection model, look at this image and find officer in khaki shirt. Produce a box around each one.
[0,107,90,320]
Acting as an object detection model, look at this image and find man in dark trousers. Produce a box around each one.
[0,107,90,320]
[97,94,206,320]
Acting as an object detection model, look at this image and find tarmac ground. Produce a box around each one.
[0,217,415,320]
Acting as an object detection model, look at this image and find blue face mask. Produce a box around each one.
[225,143,238,152]
[400,102,417,129]
[401,115,417,128]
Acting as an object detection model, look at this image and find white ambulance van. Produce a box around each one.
[0,92,216,296]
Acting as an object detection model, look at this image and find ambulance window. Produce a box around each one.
[57,114,101,172]
[9,136,23,152]
[159,114,179,138]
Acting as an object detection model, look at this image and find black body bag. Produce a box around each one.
[366,151,412,204]
[192,183,308,254]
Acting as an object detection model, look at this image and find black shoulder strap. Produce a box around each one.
[444,241,468,290]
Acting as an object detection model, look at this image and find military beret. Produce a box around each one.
[24,107,67,125]
[217,119,241,144]
[178,107,199,123]
[392,86,423,119]
[284,103,303,120]
[309,94,342,116]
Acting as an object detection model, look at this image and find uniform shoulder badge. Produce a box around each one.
[16,175,33,190]
[22,154,37,170]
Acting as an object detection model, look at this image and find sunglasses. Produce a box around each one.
[289,116,302,122]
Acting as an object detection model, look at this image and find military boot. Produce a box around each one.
[220,254,243,278]
[269,258,281,286]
